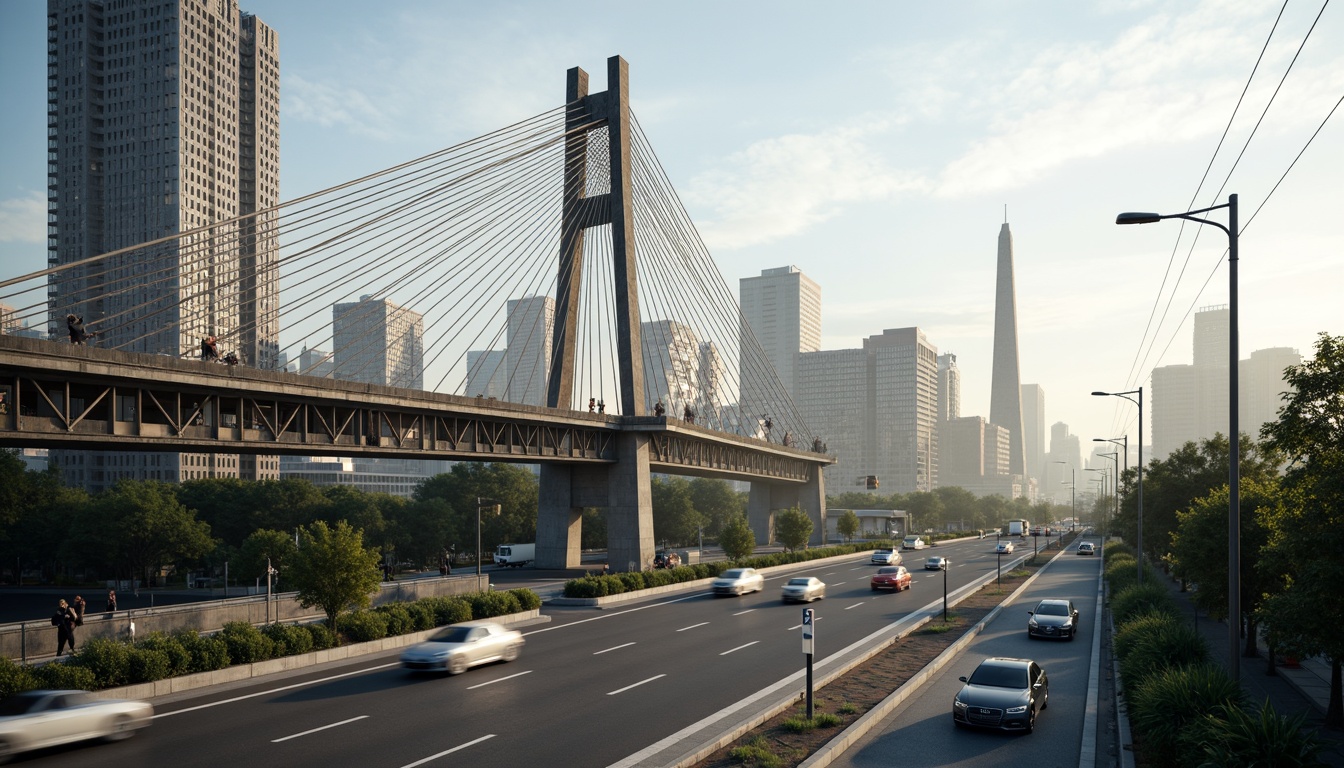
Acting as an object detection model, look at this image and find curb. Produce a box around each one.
[87,609,548,702]
[795,546,1068,767]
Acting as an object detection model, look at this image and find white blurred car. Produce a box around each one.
[0,690,152,762]
[870,549,901,565]
[710,567,765,596]
[781,576,826,603]
[400,621,524,675]
[995,541,1015,554]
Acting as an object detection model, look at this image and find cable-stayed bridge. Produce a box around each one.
[0,56,831,570]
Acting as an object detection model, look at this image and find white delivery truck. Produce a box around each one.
[1007,519,1029,537]
[494,543,535,567]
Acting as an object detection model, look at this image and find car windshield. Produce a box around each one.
[927,558,940,564]
[722,569,746,579]
[877,567,899,574]
[1036,603,1070,616]
[968,663,1029,689]
[787,578,811,586]
[428,626,475,643]
[874,550,890,555]
[0,693,45,716]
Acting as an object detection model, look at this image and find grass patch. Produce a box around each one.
[728,736,789,767]
[838,702,859,715]
[782,713,843,732]
[1008,568,1032,578]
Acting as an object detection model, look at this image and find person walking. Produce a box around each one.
[66,314,95,345]
[105,589,117,613]
[72,595,86,626]
[200,335,220,362]
[52,599,77,655]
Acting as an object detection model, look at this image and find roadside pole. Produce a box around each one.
[942,562,949,622]
[802,607,815,719]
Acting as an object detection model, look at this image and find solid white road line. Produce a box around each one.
[594,642,636,655]
[607,674,666,695]
[271,715,368,743]
[398,734,496,768]
[153,662,401,719]
[732,609,756,616]
[720,641,760,656]
[676,622,709,632]
[466,670,532,689]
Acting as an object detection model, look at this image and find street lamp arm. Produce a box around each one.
[1116,200,1231,227]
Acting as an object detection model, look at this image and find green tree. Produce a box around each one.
[652,477,707,547]
[413,463,538,560]
[386,497,456,570]
[719,514,756,562]
[176,477,263,548]
[688,478,744,538]
[775,507,813,551]
[289,520,383,632]
[73,480,214,586]
[237,529,298,584]
[836,509,860,542]
[1258,332,1344,727]
[905,491,944,534]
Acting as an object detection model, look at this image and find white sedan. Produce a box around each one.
[710,567,765,596]
[400,621,524,675]
[0,689,152,762]
[781,576,826,603]
[995,541,1015,554]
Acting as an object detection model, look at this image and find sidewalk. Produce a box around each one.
[1156,573,1344,766]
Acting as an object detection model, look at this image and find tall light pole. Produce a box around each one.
[1094,436,1128,540]
[1117,195,1239,682]
[1086,467,1108,522]
[1052,460,1074,525]
[1096,451,1119,541]
[1093,388,1143,584]
[476,497,501,577]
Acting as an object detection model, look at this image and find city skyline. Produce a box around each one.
[3,1,1340,448]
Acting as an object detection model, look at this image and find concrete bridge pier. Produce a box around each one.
[748,465,827,548]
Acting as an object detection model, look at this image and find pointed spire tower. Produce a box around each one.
[990,217,1027,476]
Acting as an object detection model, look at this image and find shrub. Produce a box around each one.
[1110,582,1177,625]
[304,622,336,651]
[509,589,542,611]
[32,661,97,691]
[0,657,40,697]
[1120,622,1209,694]
[127,647,171,684]
[406,602,436,632]
[219,621,276,665]
[338,611,389,643]
[1129,664,1243,766]
[71,636,132,688]
[262,623,314,657]
[375,604,414,636]
[644,569,674,588]
[426,597,473,626]
[173,629,230,673]
[1192,700,1325,768]
[617,571,646,592]
[1113,611,1180,661]
[136,632,192,677]
[727,735,783,768]
[469,591,521,619]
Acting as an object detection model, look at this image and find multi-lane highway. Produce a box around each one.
[21,537,1075,767]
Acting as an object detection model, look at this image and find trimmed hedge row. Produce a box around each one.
[0,588,540,697]
[562,542,894,598]
[1105,560,1324,766]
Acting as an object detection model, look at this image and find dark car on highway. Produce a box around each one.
[953,657,1049,733]
[1027,598,1079,641]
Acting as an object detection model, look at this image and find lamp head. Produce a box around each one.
[1116,212,1162,225]
[1091,391,1110,397]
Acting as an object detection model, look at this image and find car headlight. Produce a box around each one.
[1006,705,1027,714]
[953,699,967,710]
[1028,618,1038,627]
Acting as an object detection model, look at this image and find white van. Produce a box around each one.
[901,536,925,550]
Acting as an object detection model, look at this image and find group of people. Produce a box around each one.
[64,314,240,366]
[50,591,117,656]
[587,397,606,414]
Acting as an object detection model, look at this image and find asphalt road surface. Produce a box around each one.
[17,538,1049,767]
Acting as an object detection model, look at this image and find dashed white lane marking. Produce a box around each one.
[676,622,709,632]
[607,674,666,695]
[594,642,636,655]
[733,609,756,616]
[720,641,760,656]
[787,616,824,630]
[830,581,846,586]
[271,715,368,743]
[466,670,532,689]
[845,602,865,610]
[397,734,496,767]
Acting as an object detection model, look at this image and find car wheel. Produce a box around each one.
[104,715,135,742]
[0,737,14,761]
[1041,691,1049,710]
[502,643,521,662]
[448,655,468,675]
[871,585,879,591]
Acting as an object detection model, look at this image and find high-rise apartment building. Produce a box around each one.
[297,346,333,379]
[937,353,961,422]
[465,350,508,400]
[1152,364,1197,459]
[1020,383,1045,484]
[739,266,821,401]
[1241,347,1301,437]
[505,296,554,407]
[1194,306,1230,443]
[1044,421,1082,504]
[333,296,424,389]
[46,0,279,490]
[939,416,1017,498]
[642,320,703,415]
[989,222,1027,476]
[796,349,867,490]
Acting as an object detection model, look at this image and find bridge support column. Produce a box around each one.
[747,483,779,547]
[607,431,654,571]
[748,466,828,548]
[537,464,583,569]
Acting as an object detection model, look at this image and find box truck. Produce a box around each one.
[1007,519,1029,537]
[494,543,535,567]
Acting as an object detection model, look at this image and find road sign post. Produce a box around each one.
[802,607,814,719]
[942,561,948,622]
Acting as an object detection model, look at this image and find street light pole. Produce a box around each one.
[1117,194,1239,682]
[1052,460,1074,527]
[1093,389,1143,584]
[1095,452,1118,541]
[1094,436,1128,541]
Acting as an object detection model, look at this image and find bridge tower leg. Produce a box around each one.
[748,465,828,548]
[538,55,654,571]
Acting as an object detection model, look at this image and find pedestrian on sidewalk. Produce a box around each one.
[52,599,77,655]
[105,589,117,613]
[72,595,86,626]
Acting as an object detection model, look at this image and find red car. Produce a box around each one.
[871,565,912,591]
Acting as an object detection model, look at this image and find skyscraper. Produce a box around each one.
[46,0,279,490]
[739,266,822,400]
[506,296,554,407]
[1152,364,1197,459]
[937,353,961,422]
[1020,383,1045,484]
[641,319,703,415]
[333,296,424,388]
[1194,305,1230,442]
[989,221,1027,476]
[465,350,508,399]
[1241,347,1301,437]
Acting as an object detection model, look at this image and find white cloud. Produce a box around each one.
[0,191,45,244]
[686,119,929,250]
[285,73,395,140]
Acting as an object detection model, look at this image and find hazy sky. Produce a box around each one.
[2,0,1340,473]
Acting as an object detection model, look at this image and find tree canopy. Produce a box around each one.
[289,520,383,630]
[774,507,813,551]
[719,514,756,562]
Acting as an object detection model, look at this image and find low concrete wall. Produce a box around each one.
[2,574,490,662]
[87,609,545,702]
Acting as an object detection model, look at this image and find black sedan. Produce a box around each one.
[1027,598,1080,641]
[952,657,1049,733]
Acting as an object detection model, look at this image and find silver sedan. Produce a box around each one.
[0,689,152,762]
[781,576,826,603]
[710,567,765,596]
[400,621,524,675]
